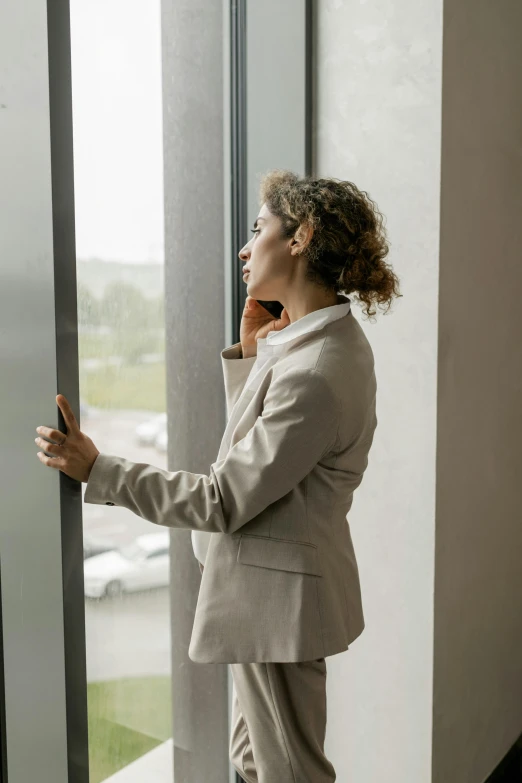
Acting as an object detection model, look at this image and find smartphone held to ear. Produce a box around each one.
[255,300,284,319]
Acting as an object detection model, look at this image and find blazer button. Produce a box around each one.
[105,501,115,506]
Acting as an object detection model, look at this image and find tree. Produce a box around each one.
[77,281,101,326]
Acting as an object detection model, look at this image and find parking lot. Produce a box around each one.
[81,407,169,548]
[84,586,171,682]
[81,407,175,683]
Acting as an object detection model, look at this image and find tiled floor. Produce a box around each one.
[234,739,522,783]
[104,740,173,782]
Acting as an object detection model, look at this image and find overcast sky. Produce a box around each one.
[70,0,164,265]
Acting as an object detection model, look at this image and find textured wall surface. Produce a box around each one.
[315,0,443,780]
[161,1,230,781]
[316,1,522,781]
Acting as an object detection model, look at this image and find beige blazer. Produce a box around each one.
[84,304,378,663]
[191,294,352,566]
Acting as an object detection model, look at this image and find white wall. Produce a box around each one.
[315,1,442,781]
[316,1,522,782]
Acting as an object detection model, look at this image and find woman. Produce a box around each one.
[35,170,401,782]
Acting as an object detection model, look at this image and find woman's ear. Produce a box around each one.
[290,223,313,255]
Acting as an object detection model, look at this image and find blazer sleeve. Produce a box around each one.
[221,342,257,419]
[83,367,340,535]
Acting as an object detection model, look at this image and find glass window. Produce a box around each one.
[146,549,170,560]
[70,1,171,780]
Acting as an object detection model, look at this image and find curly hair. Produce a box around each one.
[258,169,402,320]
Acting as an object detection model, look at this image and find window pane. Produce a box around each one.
[70,1,171,780]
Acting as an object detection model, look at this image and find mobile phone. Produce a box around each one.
[255,300,284,319]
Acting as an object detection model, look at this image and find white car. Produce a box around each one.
[154,428,168,453]
[84,531,170,599]
[134,412,167,446]
[83,533,116,561]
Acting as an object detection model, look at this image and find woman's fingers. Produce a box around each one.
[35,437,61,455]
[56,394,80,435]
[35,425,65,443]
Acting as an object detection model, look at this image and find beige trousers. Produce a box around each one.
[229,659,336,782]
[199,561,336,782]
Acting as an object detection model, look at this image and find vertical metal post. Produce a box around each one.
[0,563,7,783]
[230,0,248,345]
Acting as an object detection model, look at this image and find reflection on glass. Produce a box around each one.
[70,0,171,780]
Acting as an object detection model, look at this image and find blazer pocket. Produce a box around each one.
[237,534,323,577]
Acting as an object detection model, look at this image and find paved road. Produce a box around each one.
[85,586,171,683]
[81,407,169,548]
[81,408,174,683]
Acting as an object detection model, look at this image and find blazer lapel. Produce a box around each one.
[217,353,281,460]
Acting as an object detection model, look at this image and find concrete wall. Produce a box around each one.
[315,1,522,781]
[161,1,230,781]
[433,1,522,781]
[315,1,442,780]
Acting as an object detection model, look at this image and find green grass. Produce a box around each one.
[79,332,165,360]
[87,676,172,782]
[80,362,166,412]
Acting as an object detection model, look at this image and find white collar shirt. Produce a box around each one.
[261,293,351,348]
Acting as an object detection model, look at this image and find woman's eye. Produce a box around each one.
[250,229,260,235]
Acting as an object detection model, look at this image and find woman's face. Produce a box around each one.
[238,202,301,301]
